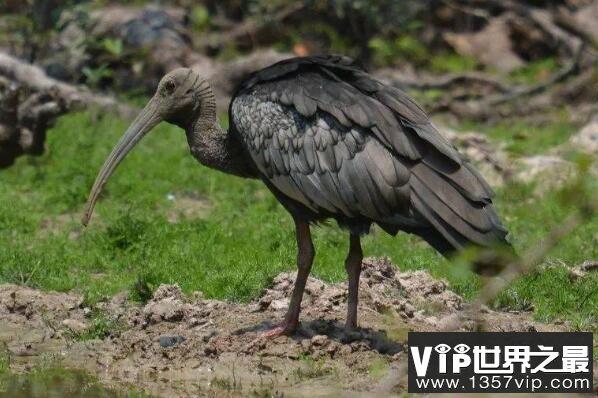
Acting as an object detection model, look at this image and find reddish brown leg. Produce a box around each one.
[345,233,363,329]
[261,217,314,338]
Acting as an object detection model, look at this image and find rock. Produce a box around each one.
[516,155,575,192]
[311,334,329,347]
[571,2,598,45]
[270,298,289,310]
[570,118,598,154]
[62,319,88,333]
[569,260,598,280]
[443,16,524,73]
[152,284,184,301]
[0,78,70,168]
[158,335,186,348]
[45,5,201,91]
[143,299,185,323]
[440,127,511,187]
[402,303,415,318]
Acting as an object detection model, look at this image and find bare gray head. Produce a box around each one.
[82,68,215,226]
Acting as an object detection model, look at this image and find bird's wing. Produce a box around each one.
[231,55,508,248]
[232,95,413,223]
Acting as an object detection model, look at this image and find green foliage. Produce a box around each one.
[369,34,428,66]
[73,310,125,341]
[430,53,478,73]
[0,345,9,375]
[105,211,149,251]
[291,355,334,381]
[368,358,389,379]
[0,367,151,397]
[130,270,162,303]
[459,111,576,156]
[102,38,123,57]
[190,5,211,32]
[509,58,559,84]
[493,265,597,325]
[82,63,113,88]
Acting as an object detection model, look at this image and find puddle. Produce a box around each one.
[0,368,149,398]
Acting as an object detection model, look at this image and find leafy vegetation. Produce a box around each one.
[0,367,151,397]
[459,111,577,156]
[0,110,595,327]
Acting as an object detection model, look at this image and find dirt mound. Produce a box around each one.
[0,258,592,397]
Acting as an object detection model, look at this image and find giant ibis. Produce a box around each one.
[83,55,510,336]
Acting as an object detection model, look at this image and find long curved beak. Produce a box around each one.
[82,97,162,226]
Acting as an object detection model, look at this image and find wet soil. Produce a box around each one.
[0,257,595,397]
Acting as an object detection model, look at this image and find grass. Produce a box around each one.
[0,110,595,328]
[72,310,125,341]
[458,110,577,156]
[0,367,151,398]
[291,355,334,382]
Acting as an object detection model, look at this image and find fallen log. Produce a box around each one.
[0,52,138,167]
[0,52,137,119]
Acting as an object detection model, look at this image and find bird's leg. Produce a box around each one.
[261,218,314,338]
[345,233,363,330]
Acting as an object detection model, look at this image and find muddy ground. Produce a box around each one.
[1,257,595,397]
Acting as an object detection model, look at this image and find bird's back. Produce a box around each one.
[229,55,510,256]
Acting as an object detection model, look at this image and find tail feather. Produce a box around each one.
[402,155,512,275]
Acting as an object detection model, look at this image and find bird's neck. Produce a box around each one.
[185,84,255,178]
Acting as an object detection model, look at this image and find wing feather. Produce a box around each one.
[230,55,510,253]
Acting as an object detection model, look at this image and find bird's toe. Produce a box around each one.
[259,322,297,338]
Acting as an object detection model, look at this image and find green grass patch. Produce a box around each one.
[291,354,335,381]
[0,111,595,328]
[459,111,577,156]
[0,367,151,398]
[429,53,479,74]
[508,58,559,84]
[72,309,125,341]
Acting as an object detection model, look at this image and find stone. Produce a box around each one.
[443,16,524,73]
[311,334,329,347]
[270,298,289,310]
[62,319,88,333]
[152,284,184,301]
[570,118,598,154]
[158,335,186,348]
[516,155,575,192]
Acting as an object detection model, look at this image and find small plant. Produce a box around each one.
[0,343,10,375]
[190,5,210,32]
[291,355,333,381]
[82,63,113,87]
[73,310,124,341]
[210,375,242,391]
[430,53,478,73]
[368,358,390,379]
[101,38,123,57]
[130,271,162,303]
[105,212,148,251]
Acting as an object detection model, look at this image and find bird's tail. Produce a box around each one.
[408,153,514,275]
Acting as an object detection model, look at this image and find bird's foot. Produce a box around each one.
[259,321,297,338]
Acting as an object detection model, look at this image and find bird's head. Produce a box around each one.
[82,68,209,226]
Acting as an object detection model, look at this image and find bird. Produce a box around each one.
[82,54,511,337]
